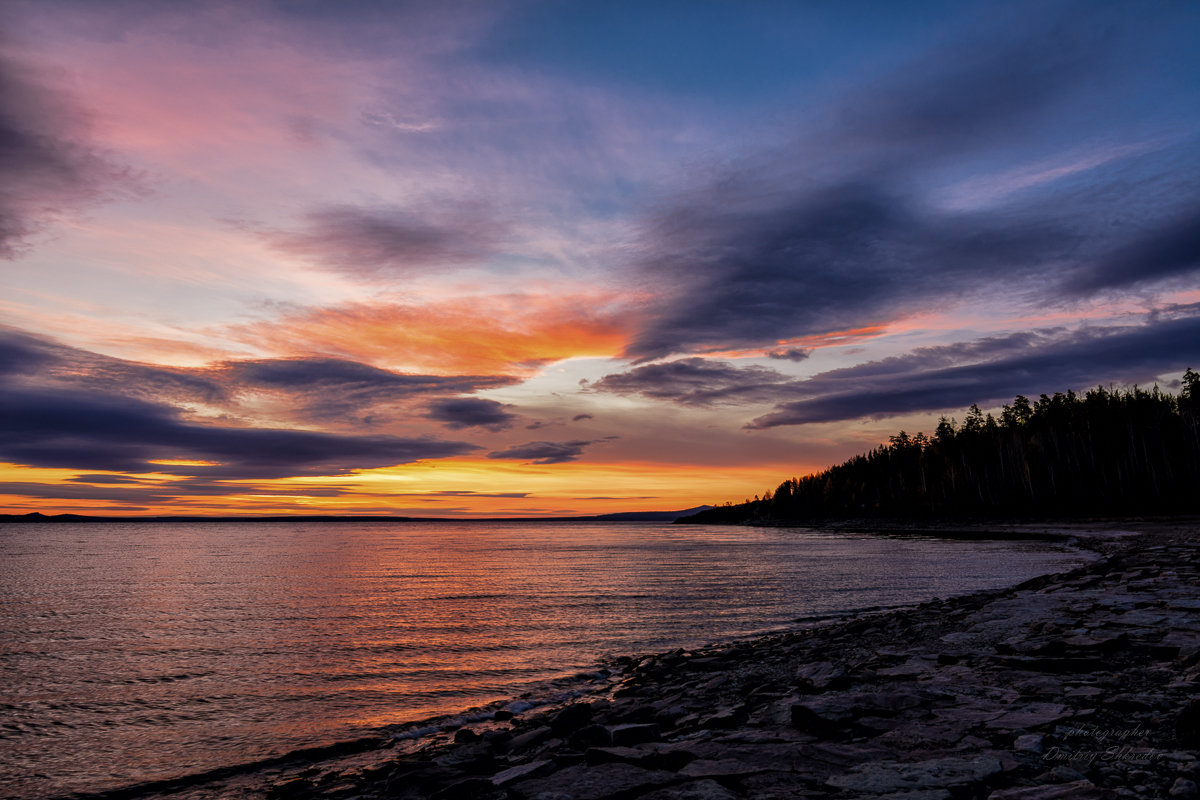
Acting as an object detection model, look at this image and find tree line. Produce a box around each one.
[682,370,1200,523]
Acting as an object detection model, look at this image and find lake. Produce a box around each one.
[0,520,1089,798]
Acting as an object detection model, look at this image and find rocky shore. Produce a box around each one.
[136,524,1199,800]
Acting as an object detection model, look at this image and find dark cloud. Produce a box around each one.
[263,203,505,278]
[66,473,152,485]
[215,357,514,423]
[768,348,810,362]
[589,357,795,406]
[0,327,515,426]
[628,165,1072,361]
[425,397,517,431]
[0,42,131,258]
[1066,206,1200,294]
[625,7,1200,360]
[0,385,479,479]
[0,327,59,376]
[486,439,596,465]
[0,479,349,503]
[571,413,594,421]
[747,313,1200,428]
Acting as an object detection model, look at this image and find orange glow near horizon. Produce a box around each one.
[0,459,802,518]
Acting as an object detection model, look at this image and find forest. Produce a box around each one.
[681,369,1200,523]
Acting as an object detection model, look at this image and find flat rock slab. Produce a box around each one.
[986,703,1070,731]
[678,758,770,780]
[987,780,1110,799]
[873,791,952,800]
[827,755,1003,794]
[637,779,740,800]
[492,759,555,787]
[510,762,678,800]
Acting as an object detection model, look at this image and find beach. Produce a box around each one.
[94,521,1200,800]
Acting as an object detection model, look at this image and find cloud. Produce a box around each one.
[0,41,131,258]
[623,6,1200,360]
[571,413,594,421]
[590,357,796,406]
[231,294,631,374]
[425,397,517,431]
[262,203,506,278]
[0,478,349,504]
[213,357,513,424]
[767,348,810,362]
[0,385,480,479]
[1065,205,1200,294]
[747,312,1200,427]
[486,439,597,465]
[0,327,515,427]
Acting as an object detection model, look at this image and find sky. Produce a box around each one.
[1,0,1198,517]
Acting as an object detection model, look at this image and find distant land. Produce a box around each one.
[682,371,1200,525]
[0,506,714,524]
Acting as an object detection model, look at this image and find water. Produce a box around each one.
[0,520,1087,798]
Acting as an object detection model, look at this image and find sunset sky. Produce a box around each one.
[2,0,1198,517]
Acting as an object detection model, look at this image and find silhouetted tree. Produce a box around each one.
[682,371,1200,524]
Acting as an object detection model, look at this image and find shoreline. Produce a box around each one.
[63,521,1199,800]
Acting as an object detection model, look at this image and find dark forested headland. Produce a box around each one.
[683,370,1200,524]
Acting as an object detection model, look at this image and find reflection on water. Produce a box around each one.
[0,521,1086,798]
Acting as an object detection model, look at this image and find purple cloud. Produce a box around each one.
[486,439,597,465]
[425,397,517,431]
[0,385,480,480]
[263,203,505,278]
[0,43,131,258]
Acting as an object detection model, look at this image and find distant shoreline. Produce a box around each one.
[0,507,713,524]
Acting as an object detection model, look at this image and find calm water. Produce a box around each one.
[0,521,1087,798]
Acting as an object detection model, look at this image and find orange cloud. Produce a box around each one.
[230,294,635,375]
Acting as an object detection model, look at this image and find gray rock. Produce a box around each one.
[431,776,505,800]
[491,759,555,787]
[986,703,1071,731]
[1171,778,1200,799]
[609,722,661,746]
[550,704,593,735]
[827,756,1003,794]
[636,779,740,800]
[568,724,612,750]
[677,758,768,780]
[1048,766,1088,783]
[510,763,677,800]
[878,657,939,679]
[795,661,845,691]
[1177,698,1200,744]
[433,743,494,773]
[1014,734,1045,753]
[986,780,1107,799]
[509,726,553,752]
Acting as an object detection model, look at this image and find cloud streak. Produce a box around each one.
[0,385,479,480]
[425,397,517,431]
[0,40,132,258]
[589,357,794,406]
[748,313,1200,427]
[262,203,506,279]
[487,440,598,465]
[0,327,516,428]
